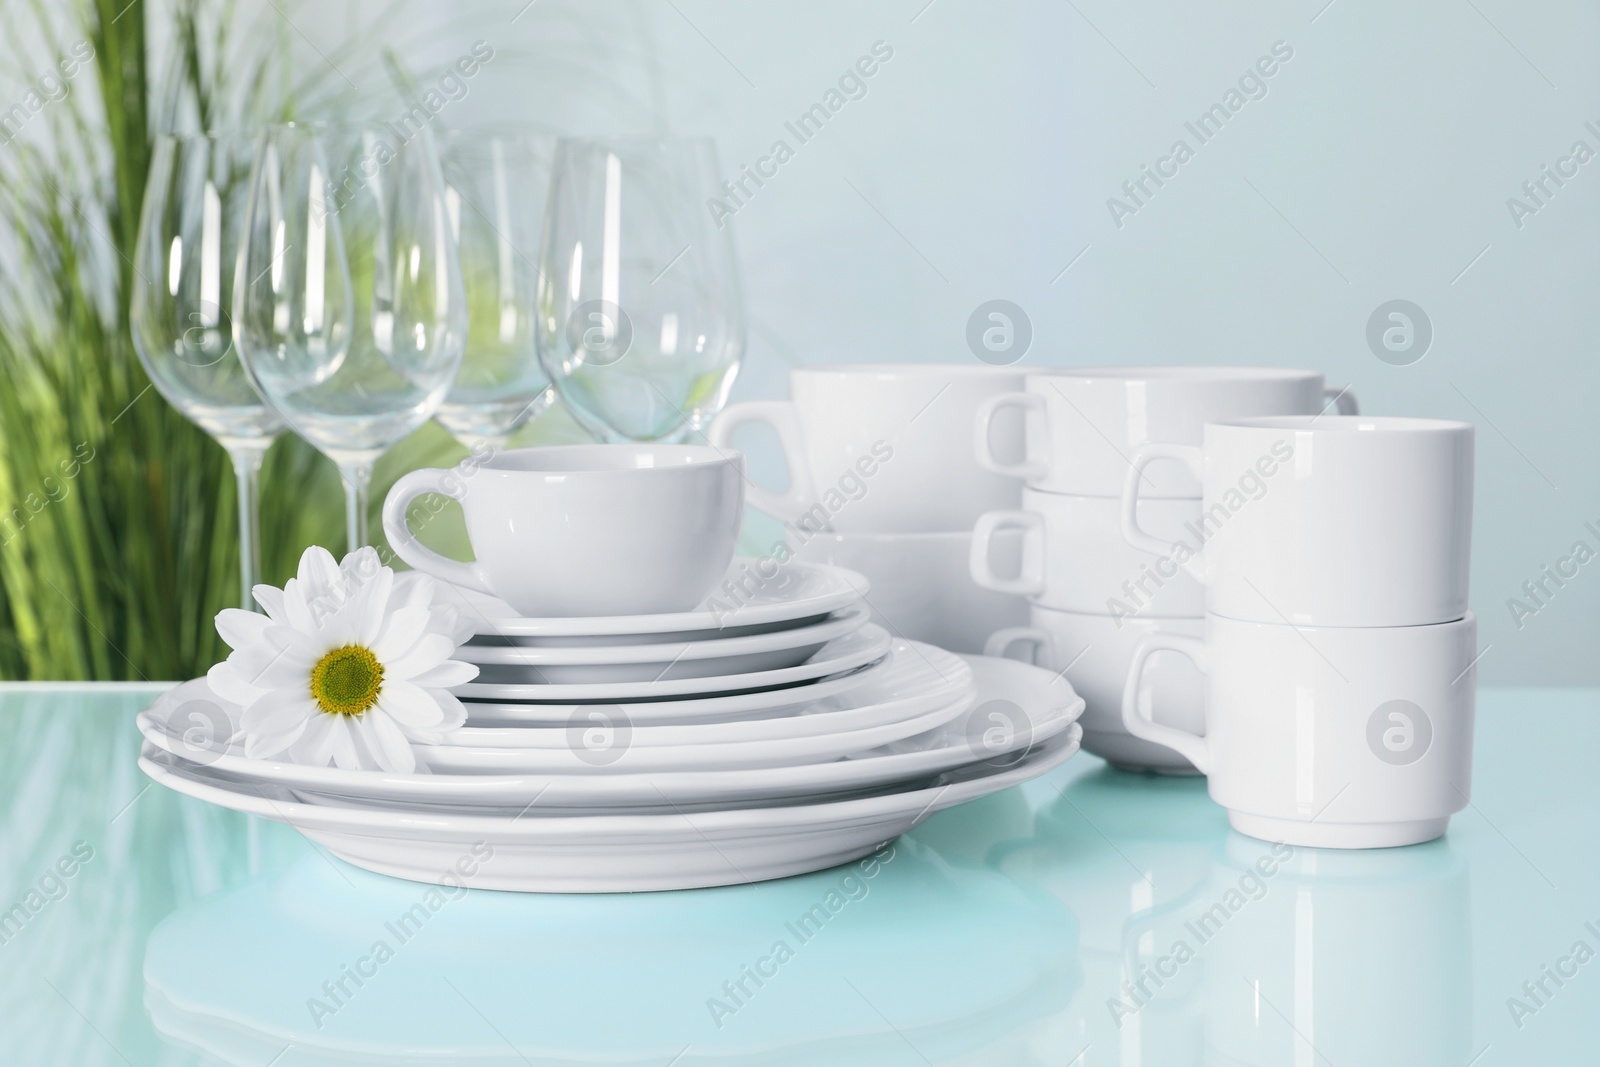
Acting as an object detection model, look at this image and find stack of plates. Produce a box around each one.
[139,560,1084,892]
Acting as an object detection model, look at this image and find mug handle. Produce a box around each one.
[1121,631,1212,774]
[1120,443,1207,583]
[974,392,1049,479]
[705,400,816,522]
[1323,384,1359,415]
[381,469,495,595]
[969,510,1047,596]
[983,626,1054,666]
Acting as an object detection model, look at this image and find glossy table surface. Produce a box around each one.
[1,684,1595,1066]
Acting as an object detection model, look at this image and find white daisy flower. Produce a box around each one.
[206,546,478,773]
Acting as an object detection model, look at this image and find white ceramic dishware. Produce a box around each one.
[975,366,1356,498]
[1121,612,1478,847]
[707,363,1026,532]
[447,558,866,645]
[1121,415,1474,627]
[971,488,1205,616]
[138,649,1076,814]
[139,725,1083,892]
[987,606,1204,773]
[451,624,892,703]
[792,529,1029,654]
[459,604,870,684]
[383,443,744,617]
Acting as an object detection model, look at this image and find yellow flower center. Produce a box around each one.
[309,645,384,717]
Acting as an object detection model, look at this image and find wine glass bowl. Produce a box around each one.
[536,137,745,443]
[234,123,467,550]
[437,129,556,448]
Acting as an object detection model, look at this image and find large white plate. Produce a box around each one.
[460,604,869,684]
[451,625,892,702]
[137,726,1082,892]
[448,558,868,642]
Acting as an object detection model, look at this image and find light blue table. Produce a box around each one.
[0,685,1593,1065]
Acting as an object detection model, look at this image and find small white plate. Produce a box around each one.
[137,726,1082,892]
[460,604,869,684]
[448,559,868,642]
[451,625,892,702]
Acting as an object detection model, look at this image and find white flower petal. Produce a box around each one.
[227,628,318,690]
[283,579,317,633]
[241,692,317,737]
[408,659,478,689]
[298,545,343,598]
[372,606,430,662]
[215,608,274,652]
[356,567,394,646]
[374,678,447,733]
[422,687,467,733]
[253,585,288,623]
[298,715,339,766]
[387,634,455,680]
[244,715,310,760]
[363,709,418,773]
[207,662,264,707]
[328,718,363,770]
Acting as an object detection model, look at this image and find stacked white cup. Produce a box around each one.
[707,364,1034,653]
[1117,415,1477,848]
[971,367,1356,774]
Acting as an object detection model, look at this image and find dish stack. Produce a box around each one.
[138,558,1084,892]
[708,363,1034,654]
[969,367,1357,773]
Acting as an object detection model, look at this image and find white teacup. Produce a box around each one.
[971,488,1205,617]
[382,444,744,618]
[708,363,1026,533]
[975,366,1355,498]
[1121,415,1474,628]
[1121,612,1478,848]
[986,606,1205,774]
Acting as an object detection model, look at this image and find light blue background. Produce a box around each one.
[296,0,1599,684]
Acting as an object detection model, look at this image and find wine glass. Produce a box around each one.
[437,129,556,450]
[234,123,466,551]
[131,132,283,609]
[535,137,745,443]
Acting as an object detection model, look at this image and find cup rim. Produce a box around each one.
[480,443,738,474]
[1030,365,1324,384]
[1212,415,1474,434]
[1205,610,1477,632]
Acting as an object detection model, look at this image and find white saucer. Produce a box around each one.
[137,726,1082,892]
[460,604,869,684]
[451,625,892,702]
[448,559,868,642]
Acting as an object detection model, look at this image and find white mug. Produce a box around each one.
[382,444,743,618]
[971,488,1205,616]
[1121,612,1478,848]
[707,364,1026,533]
[987,606,1205,774]
[793,529,1028,654]
[975,366,1356,498]
[1121,415,1474,627]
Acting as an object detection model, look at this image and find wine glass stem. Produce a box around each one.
[226,445,269,611]
[340,462,373,553]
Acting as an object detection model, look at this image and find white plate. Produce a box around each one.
[451,625,892,702]
[137,656,1077,813]
[448,558,867,641]
[459,604,869,684]
[137,726,1082,892]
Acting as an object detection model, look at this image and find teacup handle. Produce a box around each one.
[973,392,1048,479]
[983,626,1054,667]
[1121,632,1212,774]
[1324,384,1359,415]
[705,401,816,522]
[381,469,495,595]
[969,510,1047,595]
[1120,443,1208,583]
